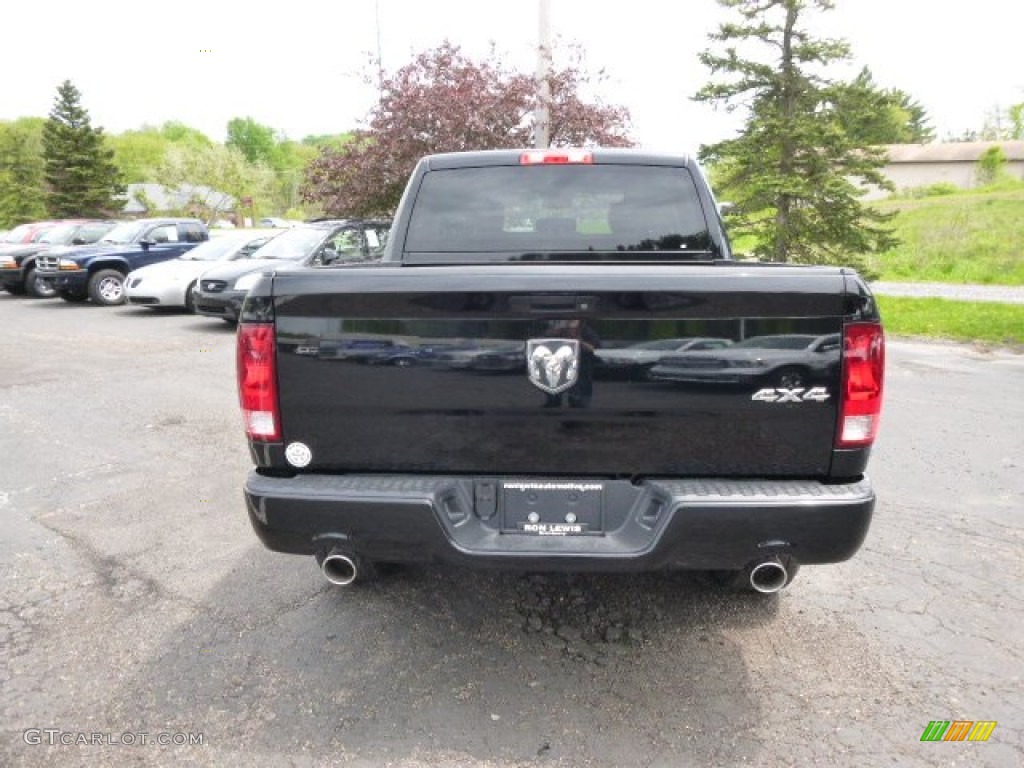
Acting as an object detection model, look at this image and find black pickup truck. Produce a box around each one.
[238,148,885,593]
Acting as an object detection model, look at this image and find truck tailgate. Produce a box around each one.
[268,264,850,478]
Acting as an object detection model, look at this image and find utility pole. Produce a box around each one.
[534,0,552,148]
[375,0,384,92]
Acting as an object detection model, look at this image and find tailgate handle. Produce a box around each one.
[511,295,597,313]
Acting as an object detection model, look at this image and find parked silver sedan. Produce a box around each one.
[595,337,733,380]
[648,333,842,389]
[124,230,279,311]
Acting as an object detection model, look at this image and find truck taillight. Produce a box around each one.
[520,149,593,165]
[237,323,280,441]
[838,322,885,448]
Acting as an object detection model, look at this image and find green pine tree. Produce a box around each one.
[896,91,935,144]
[695,0,898,274]
[0,119,47,227]
[827,68,934,146]
[41,80,124,218]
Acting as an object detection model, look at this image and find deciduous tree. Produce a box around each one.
[159,121,214,149]
[303,42,634,216]
[271,139,319,216]
[224,119,337,215]
[226,117,280,167]
[108,126,172,184]
[301,133,354,150]
[0,118,47,227]
[41,80,124,218]
[158,143,272,224]
[979,102,1024,141]
[695,0,897,273]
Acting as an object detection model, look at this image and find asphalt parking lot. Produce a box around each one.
[1,295,1021,767]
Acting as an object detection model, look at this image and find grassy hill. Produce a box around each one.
[724,180,1024,285]
[718,180,1024,343]
[866,180,1024,285]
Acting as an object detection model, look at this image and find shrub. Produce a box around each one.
[976,146,1008,185]
[890,182,961,200]
[921,182,960,197]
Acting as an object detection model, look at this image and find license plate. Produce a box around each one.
[502,479,603,535]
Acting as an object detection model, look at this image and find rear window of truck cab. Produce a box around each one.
[403,165,712,260]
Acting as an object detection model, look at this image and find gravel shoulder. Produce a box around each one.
[870,282,1024,304]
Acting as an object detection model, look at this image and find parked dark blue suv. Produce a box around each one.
[35,218,209,305]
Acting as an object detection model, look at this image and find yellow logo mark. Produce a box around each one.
[921,720,997,742]
[967,721,997,742]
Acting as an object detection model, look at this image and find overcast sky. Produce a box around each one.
[2,0,1020,152]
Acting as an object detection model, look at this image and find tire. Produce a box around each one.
[87,269,127,306]
[58,289,88,303]
[3,282,26,295]
[184,281,196,313]
[25,267,56,299]
[773,366,807,389]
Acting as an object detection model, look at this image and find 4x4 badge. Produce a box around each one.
[752,387,830,403]
[527,339,580,394]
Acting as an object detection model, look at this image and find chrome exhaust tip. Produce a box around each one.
[320,551,358,586]
[748,558,788,594]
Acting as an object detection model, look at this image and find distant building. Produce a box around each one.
[122,183,236,219]
[863,141,1024,199]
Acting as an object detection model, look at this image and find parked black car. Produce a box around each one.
[193,219,391,324]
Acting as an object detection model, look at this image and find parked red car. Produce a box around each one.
[0,221,59,246]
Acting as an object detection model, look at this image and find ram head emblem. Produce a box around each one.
[527,339,580,394]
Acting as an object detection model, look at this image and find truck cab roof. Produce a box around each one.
[421,148,698,170]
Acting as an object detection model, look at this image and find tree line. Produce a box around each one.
[3,0,1015,271]
[0,82,350,230]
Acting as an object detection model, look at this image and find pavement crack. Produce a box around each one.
[29,519,190,611]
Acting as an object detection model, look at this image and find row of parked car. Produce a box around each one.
[0,216,392,323]
[595,334,840,389]
[291,324,840,390]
